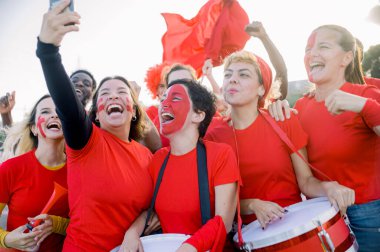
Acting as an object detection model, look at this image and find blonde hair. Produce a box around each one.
[223,51,263,84]
[1,120,34,162]
[1,94,51,162]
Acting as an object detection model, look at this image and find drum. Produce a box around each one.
[234,197,358,252]
[110,233,190,252]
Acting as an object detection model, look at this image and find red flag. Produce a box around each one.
[162,0,250,77]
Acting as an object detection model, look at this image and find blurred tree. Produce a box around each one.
[363,44,380,78]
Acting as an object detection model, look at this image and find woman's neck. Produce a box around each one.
[315,79,346,101]
[104,124,131,142]
[230,102,259,130]
[35,139,66,167]
[168,129,199,156]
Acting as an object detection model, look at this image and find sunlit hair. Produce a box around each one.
[314,25,364,84]
[70,69,97,90]
[223,51,263,84]
[164,63,197,85]
[167,79,216,138]
[89,76,146,141]
[1,94,51,162]
[145,62,171,99]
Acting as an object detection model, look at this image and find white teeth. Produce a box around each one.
[107,104,123,114]
[47,122,61,129]
[161,112,174,122]
[310,62,323,68]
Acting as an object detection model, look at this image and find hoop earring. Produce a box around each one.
[132,115,137,121]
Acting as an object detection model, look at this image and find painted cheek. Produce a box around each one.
[161,86,190,135]
[37,116,46,138]
[97,97,105,113]
[125,97,133,112]
[306,32,316,50]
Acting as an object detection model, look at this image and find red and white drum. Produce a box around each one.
[111,234,190,252]
[234,197,358,252]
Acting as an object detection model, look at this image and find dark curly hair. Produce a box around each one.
[167,79,216,138]
[89,76,146,141]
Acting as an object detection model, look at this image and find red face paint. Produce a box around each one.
[97,97,105,113]
[37,116,46,138]
[304,32,317,82]
[160,85,190,136]
[125,97,133,112]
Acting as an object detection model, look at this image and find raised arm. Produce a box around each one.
[0,91,15,128]
[36,1,91,150]
[245,21,288,99]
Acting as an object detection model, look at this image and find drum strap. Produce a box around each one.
[143,141,211,234]
[259,109,332,181]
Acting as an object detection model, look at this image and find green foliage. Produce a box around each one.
[362,44,380,78]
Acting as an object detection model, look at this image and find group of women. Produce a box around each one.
[0,1,379,252]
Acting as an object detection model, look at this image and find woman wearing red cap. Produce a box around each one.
[205,50,353,228]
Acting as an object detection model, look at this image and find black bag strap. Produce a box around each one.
[196,141,211,225]
[143,141,211,235]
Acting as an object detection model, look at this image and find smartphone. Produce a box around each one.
[49,0,74,13]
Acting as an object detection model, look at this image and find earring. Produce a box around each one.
[132,115,137,121]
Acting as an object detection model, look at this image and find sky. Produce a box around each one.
[0,0,379,122]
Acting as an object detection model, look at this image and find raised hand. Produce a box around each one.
[0,91,15,114]
[39,0,80,46]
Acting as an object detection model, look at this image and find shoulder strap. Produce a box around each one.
[143,152,170,234]
[197,141,211,225]
[143,142,211,234]
[259,109,332,181]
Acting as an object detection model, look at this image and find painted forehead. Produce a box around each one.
[307,29,340,48]
[166,84,190,97]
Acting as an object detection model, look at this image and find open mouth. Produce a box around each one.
[310,62,324,73]
[161,112,174,123]
[47,122,61,130]
[75,89,83,95]
[106,104,124,115]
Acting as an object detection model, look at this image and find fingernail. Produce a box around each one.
[261,227,264,230]
[284,209,288,213]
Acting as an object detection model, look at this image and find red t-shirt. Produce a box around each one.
[205,111,308,224]
[294,82,380,204]
[0,150,68,252]
[149,140,240,234]
[365,76,380,89]
[63,126,153,252]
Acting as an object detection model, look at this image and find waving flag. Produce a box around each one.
[162,0,250,77]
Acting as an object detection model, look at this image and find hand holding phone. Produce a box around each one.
[50,0,74,13]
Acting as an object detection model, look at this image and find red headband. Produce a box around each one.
[255,55,272,107]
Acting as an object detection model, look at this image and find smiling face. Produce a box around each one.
[31,97,63,140]
[95,79,135,130]
[71,72,94,106]
[222,62,265,108]
[159,84,191,136]
[304,28,353,85]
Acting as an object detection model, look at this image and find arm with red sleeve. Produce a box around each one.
[360,98,380,135]
[181,143,239,252]
[323,86,380,135]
